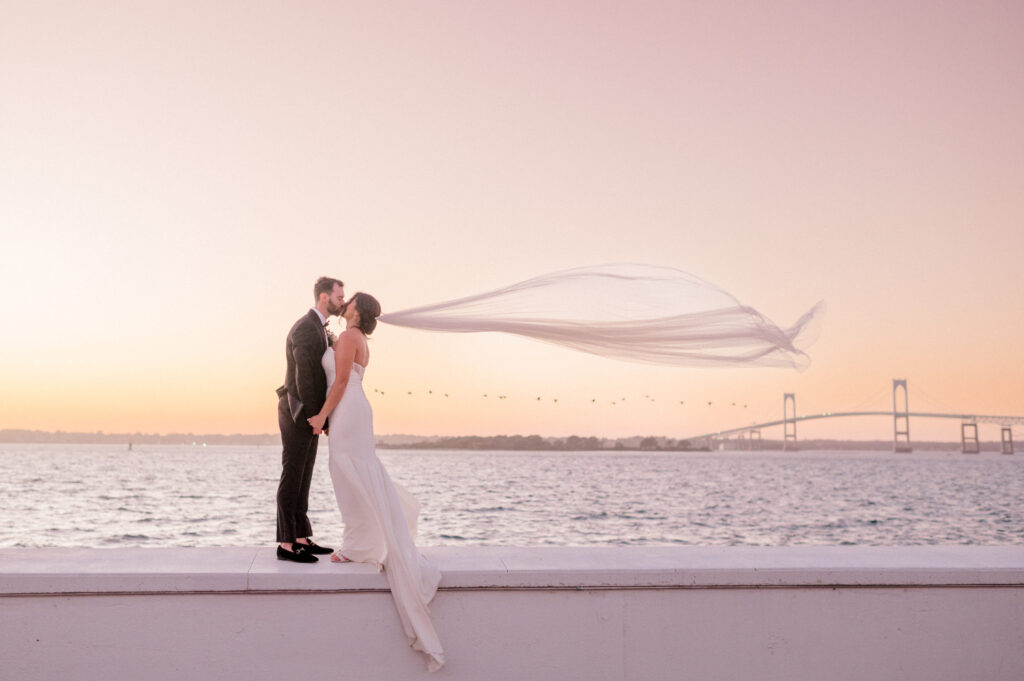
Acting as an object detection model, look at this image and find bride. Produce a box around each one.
[307,293,445,672]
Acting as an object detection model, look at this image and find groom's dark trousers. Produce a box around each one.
[276,309,329,543]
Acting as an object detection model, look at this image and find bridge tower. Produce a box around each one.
[783,393,797,451]
[748,429,761,451]
[1001,427,1014,455]
[892,379,912,453]
[961,420,980,454]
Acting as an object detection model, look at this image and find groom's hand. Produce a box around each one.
[307,413,327,434]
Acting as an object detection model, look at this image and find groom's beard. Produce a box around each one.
[328,302,344,316]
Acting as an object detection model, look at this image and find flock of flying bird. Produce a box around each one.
[369,387,749,409]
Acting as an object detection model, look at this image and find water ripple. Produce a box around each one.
[2,444,1024,548]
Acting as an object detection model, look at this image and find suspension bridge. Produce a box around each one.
[688,379,1023,453]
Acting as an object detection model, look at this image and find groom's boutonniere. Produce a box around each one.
[326,323,338,346]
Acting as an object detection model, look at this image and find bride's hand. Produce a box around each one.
[307,413,326,434]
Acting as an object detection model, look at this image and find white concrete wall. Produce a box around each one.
[2,546,1024,680]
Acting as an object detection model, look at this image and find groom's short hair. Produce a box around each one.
[314,277,344,300]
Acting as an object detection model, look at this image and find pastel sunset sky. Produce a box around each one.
[2,2,1022,442]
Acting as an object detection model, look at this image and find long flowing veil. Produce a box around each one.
[378,264,824,370]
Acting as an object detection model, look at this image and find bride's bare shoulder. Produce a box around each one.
[342,328,370,358]
[333,328,360,350]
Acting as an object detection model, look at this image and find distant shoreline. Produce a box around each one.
[0,429,1005,452]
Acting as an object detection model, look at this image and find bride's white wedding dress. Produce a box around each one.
[322,348,445,672]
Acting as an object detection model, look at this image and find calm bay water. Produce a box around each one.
[2,443,1022,548]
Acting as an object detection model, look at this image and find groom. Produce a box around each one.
[275,276,346,563]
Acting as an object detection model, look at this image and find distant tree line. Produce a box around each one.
[1,429,701,450]
[383,434,701,451]
[0,429,278,445]
[6,429,986,452]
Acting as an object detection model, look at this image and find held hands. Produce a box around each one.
[307,413,327,434]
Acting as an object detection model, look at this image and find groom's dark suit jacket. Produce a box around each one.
[277,309,329,425]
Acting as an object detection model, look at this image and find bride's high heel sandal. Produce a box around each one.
[330,552,352,563]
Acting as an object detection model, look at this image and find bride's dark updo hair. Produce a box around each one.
[352,293,381,335]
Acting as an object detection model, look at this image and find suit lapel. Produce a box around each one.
[308,309,327,352]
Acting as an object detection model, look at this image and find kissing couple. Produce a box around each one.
[275,276,444,671]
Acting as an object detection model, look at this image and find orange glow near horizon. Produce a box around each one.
[2,3,1022,442]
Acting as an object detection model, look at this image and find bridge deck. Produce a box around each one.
[690,411,1024,440]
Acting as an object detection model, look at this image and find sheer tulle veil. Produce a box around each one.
[377,264,824,371]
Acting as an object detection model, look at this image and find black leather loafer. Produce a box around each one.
[300,539,334,555]
[277,544,318,563]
